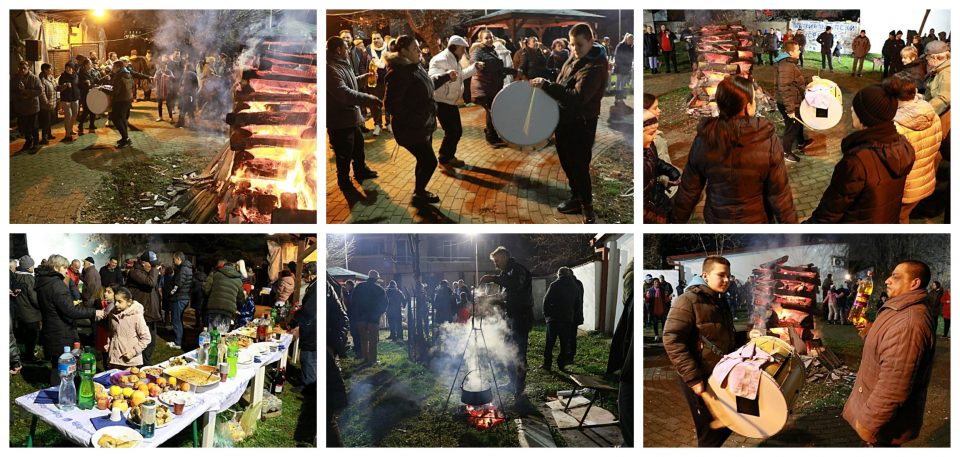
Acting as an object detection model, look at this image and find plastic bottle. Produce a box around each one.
[270,308,278,333]
[198,327,210,366]
[70,342,83,390]
[227,337,239,378]
[208,327,220,366]
[57,347,77,411]
[78,347,96,410]
[848,271,874,325]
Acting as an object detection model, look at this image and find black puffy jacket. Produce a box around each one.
[351,279,387,324]
[543,275,584,324]
[542,43,609,124]
[671,117,798,223]
[326,274,349,356]
[643,145,681,223]
[172,259,193,301]
[809,122,915,223]
[470,45,515,99]
[491,258,534,329]
[203,264,244,317]
[517,46,548,80]
[384,53,450,147]
[293,279,317,352]
[35,266,97,357]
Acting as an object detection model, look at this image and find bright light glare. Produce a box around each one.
[92,9,106,18]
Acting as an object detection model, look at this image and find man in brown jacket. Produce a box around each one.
[663,256,745,446]
[775,40,812,163]
[843,260,936,446]
[852,30,871,77]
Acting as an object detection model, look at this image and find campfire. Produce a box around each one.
[181,38,317,223]
[464,404,506,430]
[751,256,820,355]
[687,23,774,117]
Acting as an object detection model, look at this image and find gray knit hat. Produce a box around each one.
[19,255,35,269]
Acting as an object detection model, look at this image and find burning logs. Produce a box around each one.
[751,256,821,354]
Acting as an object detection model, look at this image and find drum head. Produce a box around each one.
[491,81,559,146]
[87,88,110,115]
[706,372,789,439]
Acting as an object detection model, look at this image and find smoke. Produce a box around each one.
[430,295,518,395]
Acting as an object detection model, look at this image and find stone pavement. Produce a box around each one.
[9,102,226,223]
[326,94,633,224]
[644,62,946,224]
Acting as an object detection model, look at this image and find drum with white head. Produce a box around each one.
[86,86,113,115]
[491,80,559,147]
[799,77,843,130]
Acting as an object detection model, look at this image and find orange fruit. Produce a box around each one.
[157,378,167,387]
[180,382,190,392]
[130,367,140,375]
[168,376,177,386]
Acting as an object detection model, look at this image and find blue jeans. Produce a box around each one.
[172,298,189,346]
[301,350,317,386]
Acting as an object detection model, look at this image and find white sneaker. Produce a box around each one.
[372,126,381,136]
[155,118,163,122]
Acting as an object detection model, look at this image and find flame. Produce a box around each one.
[465,404,505,429]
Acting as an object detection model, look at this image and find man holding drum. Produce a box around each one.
[843,260,937,446]
[662,256,745,447]
[103,60,151,148]
[530,23,609,224]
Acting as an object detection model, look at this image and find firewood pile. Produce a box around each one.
[687,23,774,117]
[178,37,317,223]
[751,256,821,355]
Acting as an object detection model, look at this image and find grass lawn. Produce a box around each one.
[338,325,621,447]
[9,318,314,447]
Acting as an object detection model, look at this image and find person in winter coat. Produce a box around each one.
[542,267,583,371]
[517,36,548,80]
[775,41,813,162]
[12,60,42,153]
[892,75,942,222]
[764,29,780,66]
[890,31,907,74]
[275,269,296,309]
[644,94,677,191]
[326,273,349,446]
[795,29,807,67]
[843,261,936,446]
[645,278,669,341]
[659,25,678,73]
[36,254,107,385]
[470,30,518,145]
[385,35,455,205]
[809,78,916,223]
[547,38,569,81]
[128,251,160,364]
[37,63,58,144]
[896,46,928,94]
[168,252,193,349]
[643,25,660,72]
[350,270,387,365]
[385,280,406,341]
[80,257,102,310]
[12,256,41,362]
[817,26,835,71]
[175,59,199,129]
[680,28,698,71]
[429,35,482,169]
[364,33,389,136]
[203,260,245,331]
[929,280,945,323]
[614,33,634,99]
[105,287,151,369]
[480,247,534,395]
[923,40,950,141]
[77,57,100,134]
[663,256,745,447]
[671,75,798,224]
[327,36,383,188]
[530,23,610,224]
[103,60,149,148]
[851,30,871,77]
[153,57,175,121]
[826,285,843,324]
[432,280,456,324]
[941,288,951,338]
[882,31,899,78]
[99,257,123,288]
[643,109,680,223]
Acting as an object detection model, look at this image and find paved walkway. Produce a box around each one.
[326,94,633,224]
[9,101,225,224]
[644,63,946,223]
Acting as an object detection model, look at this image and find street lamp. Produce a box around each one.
[91,9,106,19]
[468,233,479,288]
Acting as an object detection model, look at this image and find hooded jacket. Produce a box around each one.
[490,258,534,329]
[203,263,245,317]
[106,301,151,367]
[842,288,935,445]
[643,144,681,223]
[663,283,744,387]
[384,52,451,147]
[774,53,807,113]
[326,53,378,130]
[13,270,41,323]
[894,97,942,204]
[852,35,871,58]
[351,278,387,324]
[470,44,514,99]
[128,263,161,323]
[671,117,798,224]
[541,42,609,124]
[543,274,584,324]
[429,48,478,105]
[172,259,193,301]
[925,61,950,116]
[35,266,97,356]
[809,122,916,223]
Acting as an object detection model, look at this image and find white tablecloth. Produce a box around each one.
[15,333,294,447]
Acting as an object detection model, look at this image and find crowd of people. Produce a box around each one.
[11,47,237,154]
[327,24,635,223]
[644,23,951,224]
[9,250,318,399]
[651,256,946,446]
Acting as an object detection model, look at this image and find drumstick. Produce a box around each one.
[523,87,536,136]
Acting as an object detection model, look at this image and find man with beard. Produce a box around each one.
[480,246,533,398]
[531,23,610,223]
[843,261,936,446]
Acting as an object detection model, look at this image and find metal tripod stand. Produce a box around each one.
[441,297,505,412]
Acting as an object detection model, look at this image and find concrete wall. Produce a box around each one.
[572,261,602,332]
[640,269,681,291]
[674,243,850,285]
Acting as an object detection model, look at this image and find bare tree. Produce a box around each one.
[325,234,357,269]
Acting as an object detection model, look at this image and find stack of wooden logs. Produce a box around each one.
[751,256,821,355]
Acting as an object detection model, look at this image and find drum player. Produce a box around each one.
[530,23,610,224]
[662,255,747,447]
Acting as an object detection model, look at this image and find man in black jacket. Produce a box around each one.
[99,257,124,287]
[169,252,193,349]
[471,29,517,146]
[351,270,387,365]
[13,256,41,363]
[817,26,835,71]
[325,272,348,446]
[541,267,584,371]
[480,246,533,396]
[292,263,317,444]
[517,36,548,80]
[385,280,406,341]
[327,36,382,189]
[531,23,609,224]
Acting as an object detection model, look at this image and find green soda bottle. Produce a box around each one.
[208,327,220,366]
[227,336,239,378]
[77,347,97,410]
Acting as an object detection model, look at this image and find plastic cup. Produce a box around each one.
[173,399,185,415]
[219,363,229,382]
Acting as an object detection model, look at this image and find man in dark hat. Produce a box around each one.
[891,31,907,73]
[128,251,161,364]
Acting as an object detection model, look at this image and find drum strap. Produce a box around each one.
[700,335,726,357]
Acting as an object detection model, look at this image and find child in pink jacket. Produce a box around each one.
[106,287,152,369]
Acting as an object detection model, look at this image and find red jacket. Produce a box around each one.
[942,290,950,319]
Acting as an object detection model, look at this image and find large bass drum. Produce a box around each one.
[86,86,112,115]
[704,336,805,439]
[490,80,559,147]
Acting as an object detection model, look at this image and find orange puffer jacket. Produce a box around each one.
[894,96,942,204]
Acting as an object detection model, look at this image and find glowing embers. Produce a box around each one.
[464,404,506,430]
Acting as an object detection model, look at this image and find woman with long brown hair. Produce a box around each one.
[671,75,797,223]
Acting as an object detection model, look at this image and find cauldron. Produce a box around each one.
[460,370,493,406]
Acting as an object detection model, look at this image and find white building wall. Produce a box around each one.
[572,261,601,331]
[675,243,850,285]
